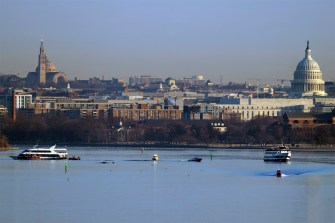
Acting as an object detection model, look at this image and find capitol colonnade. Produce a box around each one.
[294,83,325,92]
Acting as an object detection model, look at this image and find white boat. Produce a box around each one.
[263,144,291,162]
[152,154,159,161]
[10,145,68,160]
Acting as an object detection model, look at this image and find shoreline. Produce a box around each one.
[7,143,335,152]
[0,147,19,151]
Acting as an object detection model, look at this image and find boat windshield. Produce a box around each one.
[54,150,67,153]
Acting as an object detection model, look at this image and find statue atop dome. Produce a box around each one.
[305,40,312,59]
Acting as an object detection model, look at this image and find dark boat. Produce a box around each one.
[276,169,282,177]
[188,157,202,162]
[68,156,80,160]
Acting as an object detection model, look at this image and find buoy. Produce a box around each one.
[276,169,282,177]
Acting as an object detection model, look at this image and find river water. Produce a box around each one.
[1,147,335,223]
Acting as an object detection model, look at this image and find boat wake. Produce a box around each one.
[123,159,154,162]
[257,165,334,177]
[258,171,289,177]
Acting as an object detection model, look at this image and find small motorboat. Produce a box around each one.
[152,154,159,161]
[276,169,282,177]
[68,156,80,160]
[188,157,202,162]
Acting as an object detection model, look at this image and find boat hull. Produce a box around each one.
[10,155,67,160]
[264,157,291,162]
[68,156,80,160]
[188,158,202,162]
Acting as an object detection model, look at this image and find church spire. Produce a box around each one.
[40,40,44,54]
[38,40,46,84]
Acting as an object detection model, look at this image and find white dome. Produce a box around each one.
[290,41,327,97]
[296,57,320,71]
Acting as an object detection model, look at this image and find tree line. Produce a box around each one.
[0,115,334,146]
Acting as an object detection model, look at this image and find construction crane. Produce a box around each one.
[277,79,291,88]
[247,78,261,98]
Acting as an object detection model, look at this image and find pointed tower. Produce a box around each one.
[27,40,69,86]
[37,41,46,84]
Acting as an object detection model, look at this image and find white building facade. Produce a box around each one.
[15,94,33,109]
[214,98,314,121]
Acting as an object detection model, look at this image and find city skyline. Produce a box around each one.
[1,0,334,84]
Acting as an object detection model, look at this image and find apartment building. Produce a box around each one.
[0,105,8,121]
[109,104,181,121]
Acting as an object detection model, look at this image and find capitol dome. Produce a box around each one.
[296,56,321,71]
[291,41,327,97]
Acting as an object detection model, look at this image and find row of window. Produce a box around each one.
[57,104,109,109]
[240,110,279,119]
[115,110,180,120]
[224,106,275,109]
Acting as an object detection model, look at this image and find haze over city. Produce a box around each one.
[1,0,334,84]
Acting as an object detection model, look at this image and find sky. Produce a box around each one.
[0,0,334,84]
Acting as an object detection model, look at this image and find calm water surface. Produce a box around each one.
[1,147,335,223]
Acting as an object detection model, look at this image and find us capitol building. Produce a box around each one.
[290,41,327,97]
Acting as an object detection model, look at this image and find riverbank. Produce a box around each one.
[209,143,335,152]
[7,142,335,152]
[0,147,19,151]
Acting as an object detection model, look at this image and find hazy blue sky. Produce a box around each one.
[1,0,334,84]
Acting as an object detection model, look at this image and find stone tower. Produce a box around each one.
[37,41,46,84]
[27,41,69,86]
